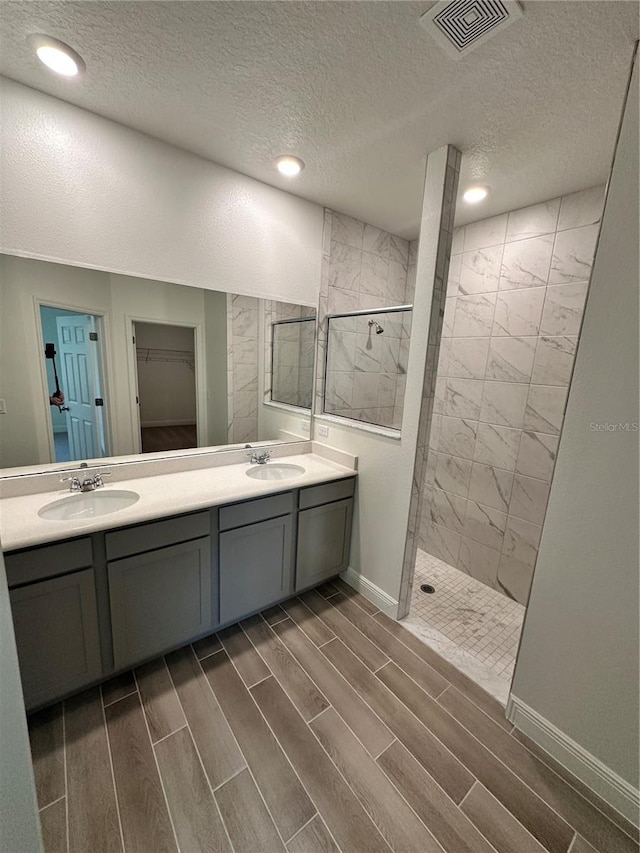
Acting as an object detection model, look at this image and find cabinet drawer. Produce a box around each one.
[105,511,210,560]
[5,537,93,588]
[219,492,294,531]
[299,478,355,510]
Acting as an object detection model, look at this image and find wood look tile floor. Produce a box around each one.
[28,579,638,853]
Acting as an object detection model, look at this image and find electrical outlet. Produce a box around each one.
[0,399,6,414]
[300,419,310,434]
[318,424,329,437]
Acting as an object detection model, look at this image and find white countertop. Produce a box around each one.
[0,452,356,552]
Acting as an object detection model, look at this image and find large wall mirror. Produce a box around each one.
[0,254,316,475]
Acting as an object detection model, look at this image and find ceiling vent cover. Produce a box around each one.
[420,0,523,60]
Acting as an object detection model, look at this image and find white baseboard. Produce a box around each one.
[340,567,398,617]
[507,695,639,826]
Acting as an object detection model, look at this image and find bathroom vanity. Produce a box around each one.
[0,447,356,711]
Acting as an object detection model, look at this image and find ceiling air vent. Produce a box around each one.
[420,0,523,60]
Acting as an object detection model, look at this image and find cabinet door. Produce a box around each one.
[219,516,293,625]
[108,537,212,670]
[296,498,353,591]
[10,569,102,710]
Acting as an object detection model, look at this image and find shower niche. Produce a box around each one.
[323,306,412,430]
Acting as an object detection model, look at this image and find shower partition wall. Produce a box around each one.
[323,306,412,429]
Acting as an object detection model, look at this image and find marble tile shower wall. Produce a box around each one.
[227,293,260,443]
[265,301,315,409]
[419,186,605,605]
[317,210,414,429]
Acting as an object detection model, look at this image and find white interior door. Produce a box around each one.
[56,315,103,461]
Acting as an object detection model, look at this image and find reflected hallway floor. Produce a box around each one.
[403,549,525,705]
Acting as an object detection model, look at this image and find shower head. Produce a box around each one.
[368,319,384,335]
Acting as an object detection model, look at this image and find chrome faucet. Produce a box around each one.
[247,450,271,465]
[62,471,111,492]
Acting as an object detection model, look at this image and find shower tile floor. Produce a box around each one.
[402,549,525,705]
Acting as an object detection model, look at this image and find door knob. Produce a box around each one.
[60,406,70,412]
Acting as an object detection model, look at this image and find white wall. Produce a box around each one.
[510,51,639,813]
[135,323,196,427]
[0,78,323,306]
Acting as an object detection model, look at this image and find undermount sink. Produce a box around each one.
[246,464,305,481]
[38,490,140,521]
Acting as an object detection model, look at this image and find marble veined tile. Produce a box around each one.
[351,373,379,409]
[497,555,534,605]
[328,286,359,315]
[509,474,550,525]
[499,234,554,290]
[485,336,536,383]
[390,234,409,265]
[434,453,472,497]
[447,253,462,294]
[453,293,497,338]
[377,374,397,408]
[360,251,389,298]
[354,334,381,373]
[516,430,559,481]
[531,335,577,386]
[451,228,464,255]
[506,198,560,242]
[474,423,521,470]
[363,223,390,257]
[443,378,483,419]
[557,186,605,231]
[442,297,457,337]
[423,521,461,565]
[463,500,507,552]
[549,224,599,284]
[380,337,401,373]
[540,283,588,336]
[324,371,354,410]
[430,488,467,533]
[329,240,362,292]
[523,384,568,435]
[459,245,502,295]
[387,260,407,304]
[492,288,545,337]
[447,337,490,379]
[480,381,529,429]
[331,211,364,248]
[326,331,356,372]
[463,214,507,252]
[408,239,419,266]
[502,516,542,568]
[438,416,478,459]
[468,463,514,513]
[458,537,500,588]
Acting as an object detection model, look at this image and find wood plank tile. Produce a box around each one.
[202,650,315,841]
[280,597,335,646]
[333,577,380,614]
[28,703,64,809]
[251,676,389,853]
[101,671,136,706]
[300,589,389,671]
[374,609,512,731]
[286,816,338,853]
[272,618,394,757]
[154,726,231,853]
[192,632,222,660]
[330,592,449,697]
[165,645,245,789]
[439,685,639,853]
[321,639,473,803]
[261,604,288,625]
[314,580,340,599]
[461,782,547,853]
[378,740,496,853]
[39,798,67,853]
[311,707,443,852]
[217,622,270,687]
[65,688,123,853]
[214,768,285,852]
[570,836,599,853]
[377,661,574,853]
[104,692,176,853]
[240,615,329,721]
[135,658,186,743]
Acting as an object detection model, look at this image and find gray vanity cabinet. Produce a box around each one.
[108,537,212,670]
[10,568,102,709]
[219,494,294,625]
[296,498,353,590]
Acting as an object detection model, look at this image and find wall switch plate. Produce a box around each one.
[318,424,329,437]
[300,420,310,434]
[0,399,6,414]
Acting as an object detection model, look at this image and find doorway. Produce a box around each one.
[133,322,198,453]
[40,305,109,464]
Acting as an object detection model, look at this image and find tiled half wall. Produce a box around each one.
[420,186,605,604]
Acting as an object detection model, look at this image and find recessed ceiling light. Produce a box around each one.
[276,155,305,177]
[27,34,85,77]
[463,185,490,204]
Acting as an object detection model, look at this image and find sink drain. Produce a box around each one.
[420,583,436,594]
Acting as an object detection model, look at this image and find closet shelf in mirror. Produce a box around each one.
[136,347,195,366]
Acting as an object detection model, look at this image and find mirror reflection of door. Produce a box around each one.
[40,306,109,463]
[133,322,197,453]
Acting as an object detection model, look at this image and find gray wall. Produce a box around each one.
[511,52,639,791]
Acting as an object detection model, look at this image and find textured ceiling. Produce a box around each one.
[0,1,637,237]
